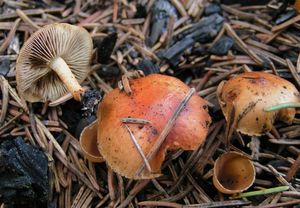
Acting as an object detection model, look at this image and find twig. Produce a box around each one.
[256,199,300,208]
[121,117,151,125]
[231,186,289,199]
[124,124,152,173]
[224,23,263,65]
[0,18,20,54]
[134,88,195,178]
[0,76,9,125]
[16,9,41,31]
[286,153,300,182]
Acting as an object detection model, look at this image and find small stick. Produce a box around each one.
[170,0,188,17]
[16,9,40,31]
[256,199,300,208]
[286,153,300,181]
[121,117,151,125]
[112,0,118,22]
[272,14,300,32]
[124,124,152,172]
[267,165,296,191]
[224,23,263,66]
[138,201,182,208]
[286,59,300,88]
[0,76,9,125]
[134,88,195,178]
[0,18,20,54]
[264,102,300,112]
[35,117,67,158]
[297,51,300,73]
[231,186,289,199]
[107,167,116,202]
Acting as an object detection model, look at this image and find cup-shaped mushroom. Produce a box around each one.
[95,74,211,179]
[217,72,300,136]
[80,120,104,163]
[16,23,93,102]
[213,151,255,194]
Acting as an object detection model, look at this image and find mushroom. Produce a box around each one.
[295,0,300,11]
[213,151,255,194]
[217,71,300,137]
[16,23,93,102]
[80,120,104,163]
[80,74,211,179]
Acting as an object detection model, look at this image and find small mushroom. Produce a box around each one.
[213,151,255,194]
[80,74,211,179]
[217,71,300,136]
[80,120,104,163]
[16,23,93,102]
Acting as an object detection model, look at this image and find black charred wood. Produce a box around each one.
[0,58,10,76]
[148,0,178,46]
[136,59,160,75]
[95,32,117,64]
[81,89,102,117]
[209,36,234,55]
[204,3,221,16]
[0,137,48,207]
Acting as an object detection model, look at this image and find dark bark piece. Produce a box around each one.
[81,89,102,117]
[275,10,296,25]
[97,66,120,77]
[136,59,160,75]
[184,14,224,42]
[134,4,147,18]
[209,35,234,55]
[95,32,117,64]
[163,14,224,65]
[204,3,221,16]
[148,0,178,46]
[0,58,10,76]
[163,37,194,66]
[0,137,48,207]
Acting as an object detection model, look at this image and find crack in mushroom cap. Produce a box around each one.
[16,23,93,102]
[97,74,211,179]
[217,72,300,136]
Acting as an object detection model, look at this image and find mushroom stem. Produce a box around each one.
[49,57,84,101]
[264,102,300,112]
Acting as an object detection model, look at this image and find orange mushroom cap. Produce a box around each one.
[97,74,211,179]
[295,0,300,12]
[217,71,300,136]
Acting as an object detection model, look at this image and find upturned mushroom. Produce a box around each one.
[217,71,300,137]
[80,74,211,179]
[213,151,255,194]
[16,23,93,102]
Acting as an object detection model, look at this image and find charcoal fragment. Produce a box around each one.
[204,3,221,16]
[97,66,120,77]
[275,10,296,25]
[94,32,117,64]
[148,0,178,46]
[209,36,234,55]
[184,14,224,42]
[0,58,10,76]
[136,59,160,75]
[134,4,147,18]
[0,137,48,207]
[163,37,194,65]
[81,89,102,117]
